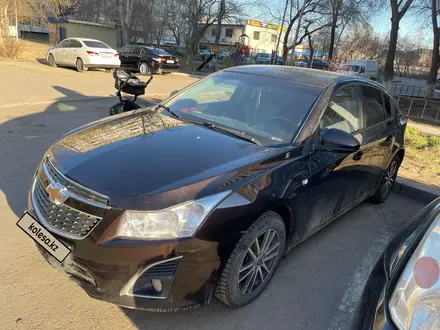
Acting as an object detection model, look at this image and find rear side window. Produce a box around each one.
[360,85,386,127]
[132,47,142,55]
[69,40,82,48]
[320,86,359,134]
[83,41,110,49]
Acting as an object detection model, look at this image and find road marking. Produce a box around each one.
[328,228,392,330]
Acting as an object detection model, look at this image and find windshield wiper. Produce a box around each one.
[194,121,261,145]
[155,104,180,118]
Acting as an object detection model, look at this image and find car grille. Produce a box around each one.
[31,158,108,239]
[33,177,102,237]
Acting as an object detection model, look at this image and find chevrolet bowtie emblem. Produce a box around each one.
[46,183,68,205]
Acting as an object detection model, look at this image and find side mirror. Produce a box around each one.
[321,129,360,153]
[170,90,179,97]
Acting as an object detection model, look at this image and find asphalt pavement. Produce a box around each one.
[0,95,426,330]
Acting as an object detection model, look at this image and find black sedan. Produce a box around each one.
[18,66,406,311]
[118,45,179,75]
[351,197,440,330]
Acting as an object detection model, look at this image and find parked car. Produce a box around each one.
[119,45,179,75]
[255,53,271,64]
[352,197,440,330]
[18,65,406,311]
[198,49,213,56]
[46,38,120,72]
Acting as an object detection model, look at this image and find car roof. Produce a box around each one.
[71,38,103,42]
[224,65,376,89]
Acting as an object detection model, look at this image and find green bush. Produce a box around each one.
[405,126,440,150]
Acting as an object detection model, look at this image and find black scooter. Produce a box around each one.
[109,68,153,115]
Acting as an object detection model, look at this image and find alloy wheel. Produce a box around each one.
[140,63,149,75]
[76,59,84,72]
[381,160,398,197]
[238,229,280,294]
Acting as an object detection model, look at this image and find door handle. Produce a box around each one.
[353,151,364,161]
[385,135,393,142]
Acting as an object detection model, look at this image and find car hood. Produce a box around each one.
[48,110,280,209]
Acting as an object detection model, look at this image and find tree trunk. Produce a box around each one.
[215,0,225,52]
[426,0,439,98]
[119,0,129,45]
[384,17,399,88]
[307,34,314,68]
[328,12,338,60]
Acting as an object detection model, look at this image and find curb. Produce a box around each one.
[393,176,440,204]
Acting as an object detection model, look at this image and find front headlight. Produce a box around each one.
[116,191,231,240]
[389,213,440,330]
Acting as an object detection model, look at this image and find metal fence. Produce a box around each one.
[391,84,440,100]
[395,96,440,123]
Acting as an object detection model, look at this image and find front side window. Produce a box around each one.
[360,85,386,128]
[119,46,132,54]
[320,86,359,134]
[253,31,260,40]
[59,39,70,48]
[163,72,322,146]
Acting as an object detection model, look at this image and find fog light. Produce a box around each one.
[151,279,162,292]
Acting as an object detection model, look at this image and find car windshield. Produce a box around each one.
[163,71,322,146]
[83,41,110,49]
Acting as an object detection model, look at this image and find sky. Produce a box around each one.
[247,0,433,49]
[371,6,432,47]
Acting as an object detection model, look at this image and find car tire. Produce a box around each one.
[48,54,56,67]
[76,58,84,72]
[139,62,150,75]
[369,155,401,204]
[215,211,286,307]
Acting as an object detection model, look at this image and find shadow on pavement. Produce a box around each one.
[0,86,159,217]
[36,58,49,66]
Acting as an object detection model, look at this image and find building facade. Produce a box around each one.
[199,20,286,54]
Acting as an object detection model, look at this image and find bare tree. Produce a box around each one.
[421,0,440,97]
[0,0,73,46]
[383,0,414,87]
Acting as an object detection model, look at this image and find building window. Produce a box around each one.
[253,31,260,40]
[211,27,219,37]
[271,34,277,43]
[226,28,233,38]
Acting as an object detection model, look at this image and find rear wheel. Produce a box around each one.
[76,58,84,72]
[216,211,286,307]
[48,54,56,67]
[139,62,150,75]
[370,155,401,203]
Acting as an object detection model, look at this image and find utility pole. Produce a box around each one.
[15,0,19,40]
[286,0,307,66]
[273,0,288,64]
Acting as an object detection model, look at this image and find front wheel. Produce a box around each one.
[76,58,84,72]
[370,155,401,203]
[48,54,56,67]
[216,211,286,307]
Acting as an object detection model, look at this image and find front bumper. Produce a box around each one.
[28,199,221,311]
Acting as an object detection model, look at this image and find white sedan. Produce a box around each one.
[47,38,121,72]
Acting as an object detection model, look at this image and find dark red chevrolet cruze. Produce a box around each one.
[18,66,406,311]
